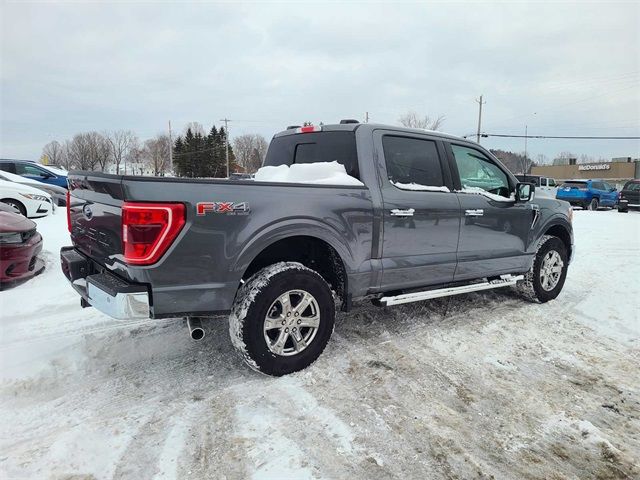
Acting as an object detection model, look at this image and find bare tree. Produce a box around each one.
[233,134,269,173]
[535,153,549,166]
[107,130,137,174]
[90,132,111,172]
[578,154,596,164]
[398,111,445,130]
[142,134,171,176]
[42,140,66,167]
[183,122,206,137]
[65,133,96,170]
[553,151,577,165]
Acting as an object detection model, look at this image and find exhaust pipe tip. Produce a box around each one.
[187,317,205,341]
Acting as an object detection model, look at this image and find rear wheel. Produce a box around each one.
[517,235,568,303]
[229,262,335,376]
[588,198,599,210]
[1,199,27,216]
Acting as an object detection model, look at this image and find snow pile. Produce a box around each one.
[254,161,363,186]
[391,181,450,192]
[458,186,515,202]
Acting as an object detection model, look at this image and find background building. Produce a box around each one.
[531,157,639,189]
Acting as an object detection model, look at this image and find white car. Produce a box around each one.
[0,179,53,217]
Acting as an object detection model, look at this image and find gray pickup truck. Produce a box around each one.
[61,122,574,376]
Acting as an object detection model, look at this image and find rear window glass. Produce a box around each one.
[561,181,587,188]
[624,182,640,191]
[264,131,359,179]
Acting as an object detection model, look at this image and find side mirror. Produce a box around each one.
[516,182,534,202]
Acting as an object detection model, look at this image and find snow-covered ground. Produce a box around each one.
[1,209,638,479]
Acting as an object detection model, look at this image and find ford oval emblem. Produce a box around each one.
[83,204,93,220]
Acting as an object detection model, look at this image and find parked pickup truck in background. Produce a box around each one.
[61,122,574,376]
[555,179,618,210]
[515,174,558,197]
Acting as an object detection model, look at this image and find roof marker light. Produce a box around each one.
[296,125,321,133]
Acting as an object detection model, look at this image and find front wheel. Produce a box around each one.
[229,262,335,376]
[1,199,27,216]
[517,235,569,303]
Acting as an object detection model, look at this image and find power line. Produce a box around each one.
[468,133,640,140]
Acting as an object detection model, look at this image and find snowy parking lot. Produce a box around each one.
[1,210,638,479]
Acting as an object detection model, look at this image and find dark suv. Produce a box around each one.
[618,180,640,213]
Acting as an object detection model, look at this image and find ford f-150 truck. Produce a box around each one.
[61,122,574,376]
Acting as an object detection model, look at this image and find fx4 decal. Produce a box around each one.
[196,202,250,216]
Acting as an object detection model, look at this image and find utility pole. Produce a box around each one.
[524,125,528,173]
[365,111,369,123]
[220,118,231,177]
[168,120,173,173]
[475,95,486,143]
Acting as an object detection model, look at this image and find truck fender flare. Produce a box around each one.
[231,219,357,280]
[534,215,573,259]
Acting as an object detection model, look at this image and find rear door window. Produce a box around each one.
[382,136,445,188]
[264,131,359,179]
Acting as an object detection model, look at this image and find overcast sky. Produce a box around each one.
[1,1,638,162]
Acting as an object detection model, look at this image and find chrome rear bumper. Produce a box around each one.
[86,279,149,319]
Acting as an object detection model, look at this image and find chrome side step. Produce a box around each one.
[378,274,524,307]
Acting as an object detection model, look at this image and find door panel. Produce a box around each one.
[447,143,533,280]
[375,131,461,291]
[455,193,532,279]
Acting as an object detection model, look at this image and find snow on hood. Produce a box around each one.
[253,161,364,186]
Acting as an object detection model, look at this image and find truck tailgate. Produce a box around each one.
[68,174,125,267]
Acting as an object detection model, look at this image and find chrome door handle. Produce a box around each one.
[390,208,415,217]
[465,209,484,217]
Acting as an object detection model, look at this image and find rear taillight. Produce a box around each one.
[122,202,185,265]
[66,190,71,232]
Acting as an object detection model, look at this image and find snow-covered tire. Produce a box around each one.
[517,235,569,303]
[228,262,335,376]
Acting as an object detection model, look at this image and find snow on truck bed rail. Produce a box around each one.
[253,161,364,186]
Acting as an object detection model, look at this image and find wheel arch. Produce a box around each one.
[1,197,27,216]
[542,222,573,262]
[233,224,355,309]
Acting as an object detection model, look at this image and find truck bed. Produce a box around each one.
[67,171,374,317]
